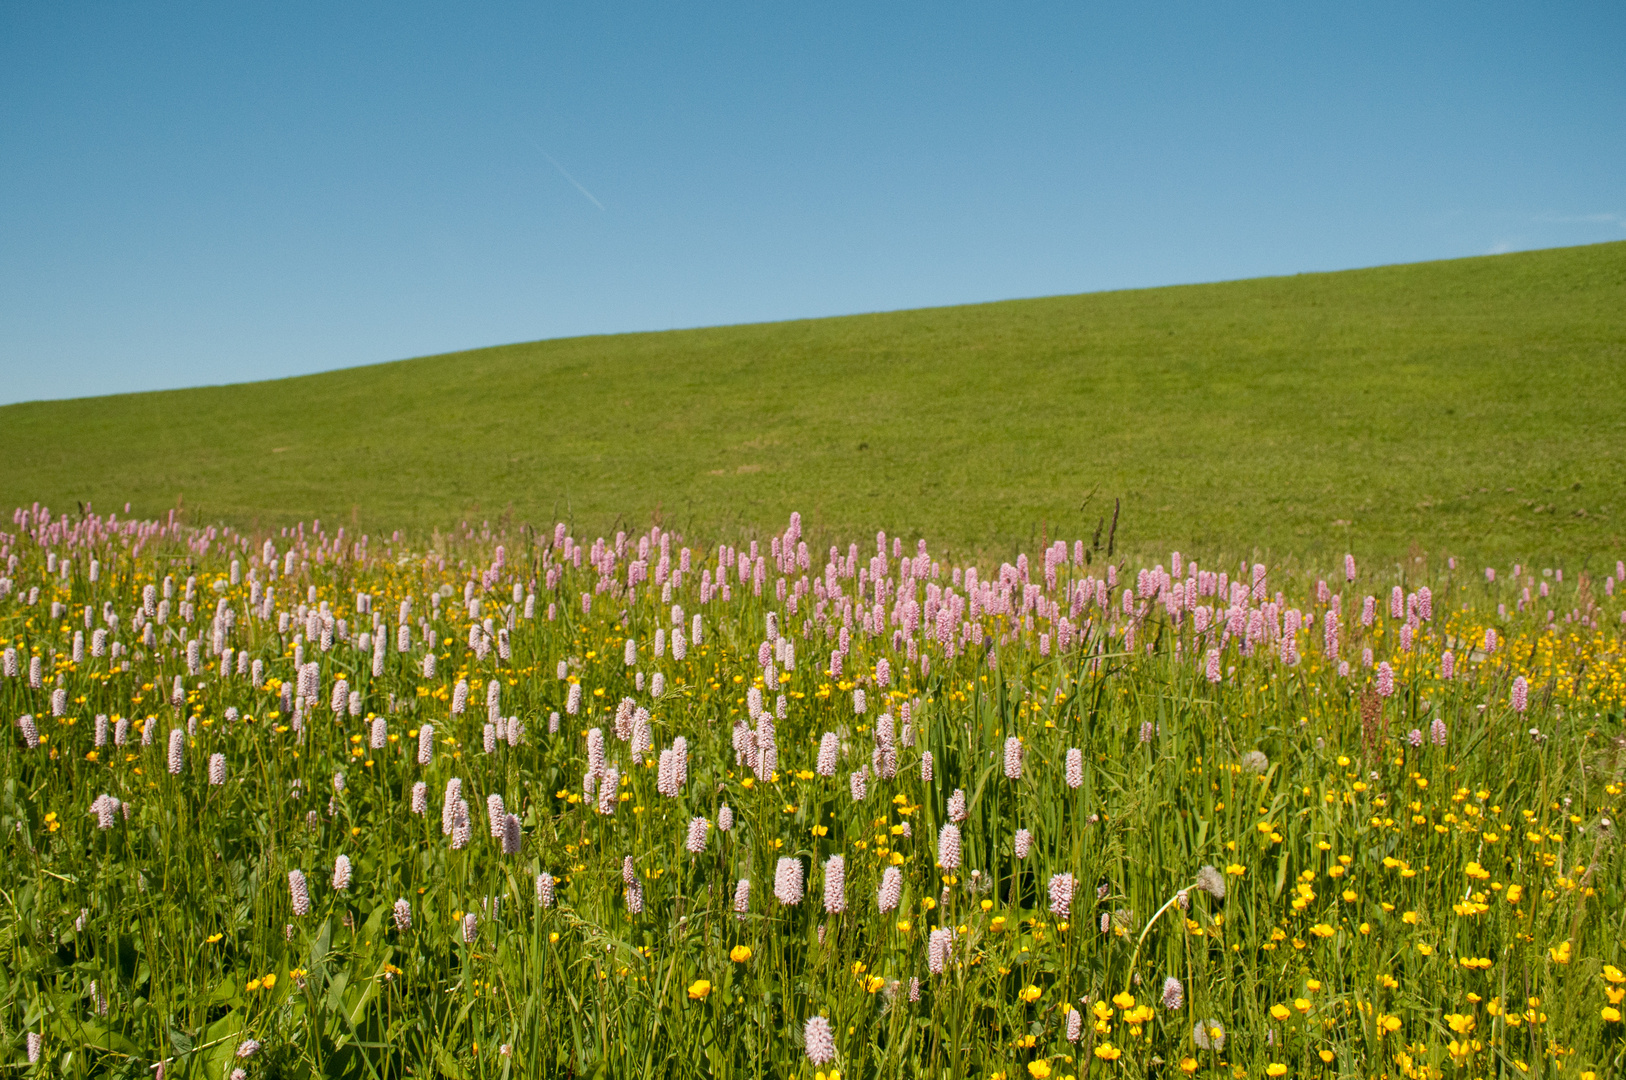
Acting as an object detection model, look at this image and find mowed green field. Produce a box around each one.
[2,241,1623,563]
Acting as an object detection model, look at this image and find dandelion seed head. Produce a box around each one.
[1195,865,1226,900]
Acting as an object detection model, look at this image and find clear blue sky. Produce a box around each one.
[2,2,1622,405]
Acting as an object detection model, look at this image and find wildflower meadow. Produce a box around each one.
[3,503,1624,1079]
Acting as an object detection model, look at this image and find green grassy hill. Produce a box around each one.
[4,242,1624,564]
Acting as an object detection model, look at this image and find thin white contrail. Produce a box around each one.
[531,140,604,210]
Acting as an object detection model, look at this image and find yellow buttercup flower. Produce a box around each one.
[1020,985,1042,1003]
[1027,1063,1053,1079]
[687,979,712,1000]
[1265,1065,1288,1077]
[1093,1043,1122,1061]
[730,945,752,962]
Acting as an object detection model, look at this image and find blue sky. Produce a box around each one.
[2,2,1622,405]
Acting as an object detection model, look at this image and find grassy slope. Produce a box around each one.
[3,242,1623,564]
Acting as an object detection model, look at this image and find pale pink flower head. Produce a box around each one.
[817,732,839,776]
[1047,872,1075,916]
[1002,736,1023,780]
[1376,661,1395,698]
[288,870,311,917]
[823,855,847,914]
[774,857,804,905]
[803,1015,836,1065]
[876,865,902,912]
[686,816,709,854]
[937,823,962,871]
[928,927,953,974]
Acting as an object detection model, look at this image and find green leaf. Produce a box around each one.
[311,916,333,968]
[435,1043,468,1079]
